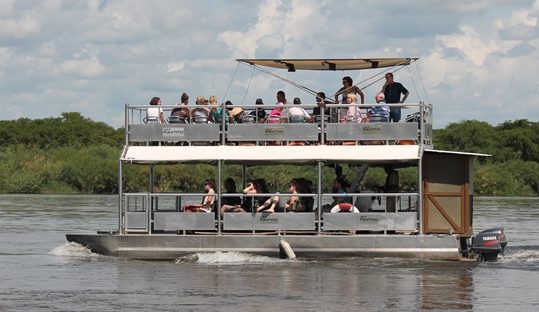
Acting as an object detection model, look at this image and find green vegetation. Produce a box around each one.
[0,113,537,195]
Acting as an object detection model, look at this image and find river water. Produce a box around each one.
[0,195,538,311]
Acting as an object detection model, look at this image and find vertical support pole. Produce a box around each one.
[320,109,325,145]
[418,158,424,235]
[217,159,222,234]
[221,102,226,146]
[124,104,129,146]
[242,165,247,188]
[149,165,155,234]
[317,161,322,234]
[118,160,123,234]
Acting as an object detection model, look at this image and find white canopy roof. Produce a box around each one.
[121,145,421,165]
[236,58,418,71]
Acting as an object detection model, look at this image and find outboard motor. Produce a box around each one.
[470,227,507,262]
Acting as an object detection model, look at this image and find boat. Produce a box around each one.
[66,58,507,262]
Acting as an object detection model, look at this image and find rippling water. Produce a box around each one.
[0,195,538,311]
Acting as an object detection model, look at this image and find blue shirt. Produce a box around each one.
[369,101,390,121]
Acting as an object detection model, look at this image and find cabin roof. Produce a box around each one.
[121,145,421,165]
[236,58,419,71]
[424,149,491,157]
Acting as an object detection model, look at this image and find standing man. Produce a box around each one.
[382,72,409,122]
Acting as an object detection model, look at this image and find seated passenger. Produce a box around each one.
[221,177,242,206]
[211,101,230,124]
[256,193,280,212]
[340,93,366,123]
[146,97,166,124]
[248,98,267,123]
[185,179,216,212]
[313,92,331,123]
[268,102,284,123]
[170,92,190,123]
[227,100,248,123]
[283,179,302,212]
[191,96,211,123]
[285,97,312,123]
[222,179,269,213]
[367,92,390,122]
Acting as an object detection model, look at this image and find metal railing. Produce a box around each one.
[121,192,420,234]
[124,102,433,147]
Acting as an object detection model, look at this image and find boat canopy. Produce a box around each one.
[236,58,419,71]
[121,145,421,165]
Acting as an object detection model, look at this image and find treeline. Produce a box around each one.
[433,120,539,195]
[0,113,537,195]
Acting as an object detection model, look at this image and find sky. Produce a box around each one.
[1,0,538,129]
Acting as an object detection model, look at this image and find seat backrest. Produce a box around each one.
[289,115,305,123]
[143,116,159,124]
[241,115,255,123]
[168,116,188,124]
[193,116,208,123]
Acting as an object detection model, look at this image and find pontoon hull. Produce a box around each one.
[66,233,461,260]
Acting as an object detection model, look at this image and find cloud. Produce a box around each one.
[0,0,538,129]
[59,57,106,78]
[0,13,40,39]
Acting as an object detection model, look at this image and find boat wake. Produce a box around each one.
[175,251,286,265]
[49,242,100,259]
[500,247,539,263]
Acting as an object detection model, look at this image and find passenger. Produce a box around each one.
[221,177,242,206]
[340,93,366,123]
[286,97,312,123]
[146,97,167,124]
[282,179,303,212]
[184,179,216,213]
[313,92,331,123]
[368,92,390,122]
[170,92,190,123]
[268,102,284,123]
[297,178,314,212]
[382,72,409,122]
[276,90,288,106]
[332,175,351,205]
[335,76,365,106]
[227,100,248,123]
[222,179,268,213]
[268,90,287,123]
[384,166,399,213]
[211,100,230,124]
[248,98,267,123]
[256,193,280,212]
[191,96,210,123]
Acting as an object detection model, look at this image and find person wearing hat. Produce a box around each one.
[248,98,267,123]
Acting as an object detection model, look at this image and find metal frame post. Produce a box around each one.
[317,161,322,234]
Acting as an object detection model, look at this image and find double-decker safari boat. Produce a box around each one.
[66,58,506,261]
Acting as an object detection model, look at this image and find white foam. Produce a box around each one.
[49,242,100,258]
[175,251,284,265]
[499,249,539,263]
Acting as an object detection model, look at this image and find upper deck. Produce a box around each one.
[124,102,433,151]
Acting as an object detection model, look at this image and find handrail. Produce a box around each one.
[124,102,433,147]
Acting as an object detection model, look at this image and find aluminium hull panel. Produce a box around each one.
[66,233,460,261]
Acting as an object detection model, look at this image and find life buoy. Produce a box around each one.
[330,203,359,213]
